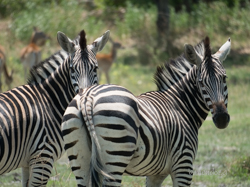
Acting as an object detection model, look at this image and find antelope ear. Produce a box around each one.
[214,38,231,62]
[184,44,203,67]
[90,30,110,53]
[57,31,76,53]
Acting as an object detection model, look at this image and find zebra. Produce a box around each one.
[0,29,110,187]
[61,36,231,187]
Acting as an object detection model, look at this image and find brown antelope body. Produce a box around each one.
[0,45,13,92]
[20,27,50,80]
[96,38,123,83]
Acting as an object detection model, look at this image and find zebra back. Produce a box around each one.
[27,35,80,85]
[154,40,205,91]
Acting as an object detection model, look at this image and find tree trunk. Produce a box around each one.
[154,0,170,53]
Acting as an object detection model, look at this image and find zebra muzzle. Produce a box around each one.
[212,102,230,129]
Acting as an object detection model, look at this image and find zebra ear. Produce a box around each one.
[57,31,76,53]
[184,44,203,67]
[90,30,110,53]
[213,38,231,62]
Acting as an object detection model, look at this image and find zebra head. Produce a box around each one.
[57,30,110,93]
[184,37,231,129]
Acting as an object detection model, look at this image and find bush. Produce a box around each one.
[10,1,106,44]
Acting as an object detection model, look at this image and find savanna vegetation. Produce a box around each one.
[0,0,249,186]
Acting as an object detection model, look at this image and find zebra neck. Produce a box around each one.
[172,67,210,129]
[28,50,69,84]
[40,59,76,122]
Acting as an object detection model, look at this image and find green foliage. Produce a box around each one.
[169,1,250,47]
[0,0,64,18]
[102,0,154,8]
[100,0,249,11]
[229,156,250,179]
[10,1,106,43]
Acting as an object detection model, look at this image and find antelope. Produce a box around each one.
[96,38,124,83]
[0,45,13,92]
[20,27,50,80]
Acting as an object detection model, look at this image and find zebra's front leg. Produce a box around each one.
[22,167,29,187]
[28,156,54,186]
[146,175,168,187]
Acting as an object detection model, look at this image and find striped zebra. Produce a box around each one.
[0,29,110,187]
[62,37,231,187]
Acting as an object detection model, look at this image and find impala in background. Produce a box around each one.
[96,38,124,84]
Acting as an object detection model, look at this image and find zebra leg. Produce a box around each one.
[89,125,137,187]
[67,118,91,186]
[28,155,54,186]
[171,168,193,187]
[146,175,167,187]
[22,167,29,187]
[62,97,92,186]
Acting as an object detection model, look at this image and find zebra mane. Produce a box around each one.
[154,39,205,91]
[27,50,68,85]
[79,30,87,50]
[27,34,80,85]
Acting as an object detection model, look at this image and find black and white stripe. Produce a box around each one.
[0,29,110,187]
[62,37,231,187]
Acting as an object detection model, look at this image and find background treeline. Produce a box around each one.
[1,0,250,66]
[0,0,248,18]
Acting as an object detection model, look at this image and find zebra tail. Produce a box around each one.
[81,96,114,186]
[89,134,107,187]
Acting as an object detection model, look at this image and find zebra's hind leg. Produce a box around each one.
[62,96,92,186]
[22,167,29,187]
[67,119,92,186]
[28,154,54,187]
[89,125,137,187]
[171,169,193,187]
[146,175,167,187]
